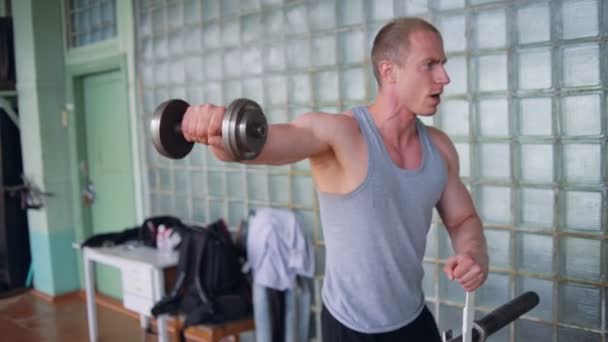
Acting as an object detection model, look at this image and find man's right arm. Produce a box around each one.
[181,104,341,165]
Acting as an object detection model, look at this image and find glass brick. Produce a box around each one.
[310,1,336,31]
[225,171,243,196]
[517,2,550,44]
[203,23,220,48]
[269,174,289,204]
[558,282,601,329]
[286,4,308,35]
[562,44,600,87]
[518,48,552,89]
[439,271,465,303]
[405,0,428,14]
[242,46,263,75]
[485,229,511,268]
[437,0,465,10]
[479,186,511,224]
[425,223,438,258]
[167,1,182,30]
[263,9,283,37]
[312,36,337,67]
[241,14,261,43]
[477,273,509,308]
[519,97,553,136]
[438,226,454,259]
[479,98,509,137]
[516,276,554,320]
[516,233,553,275]
[228,201,244,227]
[422,262,436,298]
[156,61,168,86]
[557,326,602,342]
[439,100,469,136]
[191,198,206,223]
[339,0,365,26]
[207,171,224,196]
[222,19,240,47]
[520,188,555,227]
[184,0,201,24]
[454,143,470,177]
[205,82,222,104]
[476,9,506,49]
[246,172,268,201]
[444,57,467,95]
[151,8,165,33]
[565,191,602,231]
[341,68,366,101]
[159,194,175,215]
[202,0,219,21]
[292,176,315,207]
[438,304,462,335]
[562,94,602,136]
[340,29,366,65]
[154,34,168,59]
[478,54,508,91]
[316,71,339,103]
[438,14,466,52]
[264,43,285,71]
[175,195,189,220]
[287,38,310,69]
[221,0,239,17]
[242,78,263,104]
[170,60,185,85]
[562,0,599,39]
[223,49,241,78]
[520,144,553,183]
[183,26,202,53]
[224,80,242,103]
[190,170,206,198]
[479,143,511,180]
[563,144,601,184]
[240,0,260,13]
[372,0,394,21]
[289,74,312,105]
[208,199,224,222]
[561,237,601,282]
[515,320,553,341]
[266,107,289,125]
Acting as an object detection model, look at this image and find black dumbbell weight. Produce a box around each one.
[150,98,268,160]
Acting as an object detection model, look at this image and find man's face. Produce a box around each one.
[394,30,450,116]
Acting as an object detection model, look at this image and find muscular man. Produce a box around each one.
[181,17,488,342]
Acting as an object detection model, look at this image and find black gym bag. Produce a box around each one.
[151,219,252,339]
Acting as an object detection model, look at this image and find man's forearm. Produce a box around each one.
[449,214,488,265]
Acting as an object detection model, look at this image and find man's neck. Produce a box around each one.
[367,93,419,143]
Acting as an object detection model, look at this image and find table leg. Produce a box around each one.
[83,249,98,342]
[152,268,168,342]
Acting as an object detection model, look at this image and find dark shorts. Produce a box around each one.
[321,305,442,342]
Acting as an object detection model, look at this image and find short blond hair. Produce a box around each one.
[371,17,441,86]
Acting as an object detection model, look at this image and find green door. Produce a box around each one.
[82,69,136,299]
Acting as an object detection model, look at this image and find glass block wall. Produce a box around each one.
[134,0,606,341]
[66,0,117,47]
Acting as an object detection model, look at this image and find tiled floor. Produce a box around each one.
[0,291,145,342]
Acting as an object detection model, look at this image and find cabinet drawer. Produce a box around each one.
[123,292,154,315]
[121,266,154,299]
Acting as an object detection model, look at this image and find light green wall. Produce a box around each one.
[12,0,141,296]
[12,0,78,295]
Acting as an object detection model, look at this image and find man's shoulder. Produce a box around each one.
[425,125,458,163]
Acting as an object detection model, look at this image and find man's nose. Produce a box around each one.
[437,66,450,85]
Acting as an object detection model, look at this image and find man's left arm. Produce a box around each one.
[431,128,488,292]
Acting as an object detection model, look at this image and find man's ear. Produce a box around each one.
[378,60,396,84]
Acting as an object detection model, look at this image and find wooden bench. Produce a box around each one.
[172,317,255,342]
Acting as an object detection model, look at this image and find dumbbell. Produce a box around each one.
[150,98,268,160]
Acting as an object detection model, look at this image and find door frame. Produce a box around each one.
[66,54,144,247]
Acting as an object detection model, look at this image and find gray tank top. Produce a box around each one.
[318,106,447,333]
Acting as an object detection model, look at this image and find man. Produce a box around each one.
[181,17,488,341]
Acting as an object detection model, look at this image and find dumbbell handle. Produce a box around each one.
[172,112,266,138]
